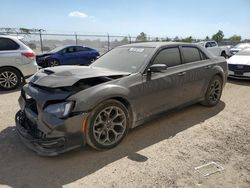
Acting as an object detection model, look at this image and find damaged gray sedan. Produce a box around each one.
[15,42,228,156]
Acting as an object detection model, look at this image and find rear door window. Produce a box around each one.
[153,47,181,67]
[75,46,87,52]
[182,47,203,63]
[0,38,20,51]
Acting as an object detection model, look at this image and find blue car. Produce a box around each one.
[36,45,100,68]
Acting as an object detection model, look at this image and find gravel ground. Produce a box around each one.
[0,79,249,188]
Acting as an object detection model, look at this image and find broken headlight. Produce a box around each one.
[44,101,74,118]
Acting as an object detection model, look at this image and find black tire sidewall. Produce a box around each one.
[86,99,129,150]
[0,67,21,90]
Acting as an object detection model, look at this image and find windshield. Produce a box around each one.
[234,43,250,49]
[236,48,250,56]
[91,47,154,73]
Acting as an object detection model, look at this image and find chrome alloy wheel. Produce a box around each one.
[209,79,221,102]
[93,106,126,146]
[0,71,18,89]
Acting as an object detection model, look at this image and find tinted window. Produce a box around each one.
[0,38,19,51]
[182,47,202,63]
[63,47,75,53]
[205,42,211,48]
[210,42,217,47]
[153,47,181,67]
[75,46,87,52]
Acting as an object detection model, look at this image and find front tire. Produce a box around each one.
[0,67,22,90]
[86,99,129,150]
[201,75,223,107]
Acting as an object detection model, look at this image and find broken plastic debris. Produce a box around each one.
[195,161,224,177]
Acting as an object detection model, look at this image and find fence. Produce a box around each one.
[1,31,247,55]
[1,32,140,55]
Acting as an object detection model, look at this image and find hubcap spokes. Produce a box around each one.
[0,71,18,88]
[93,106,126,146]
[209,80,221,102]
[50,60,58,67]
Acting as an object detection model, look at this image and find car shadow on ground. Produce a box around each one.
[0,87,21,94]
[0,101,225,188]
[227,78,250,86]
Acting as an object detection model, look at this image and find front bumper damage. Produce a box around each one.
[15,84,88,156]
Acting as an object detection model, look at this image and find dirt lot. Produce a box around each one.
[0,79,249,188]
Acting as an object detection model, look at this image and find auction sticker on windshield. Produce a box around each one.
[128,48,145,53]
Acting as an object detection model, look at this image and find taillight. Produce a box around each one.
[22,52,35,60]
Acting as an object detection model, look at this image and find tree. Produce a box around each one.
[155,37,160,42]
[182,36,193,43]
[136,32,147,42]
[229,35,241,42]
[205,36,210,41]
[161,37,171,42]
[121,36,129,43]
[212,30,224,42]
[173,36,180,42]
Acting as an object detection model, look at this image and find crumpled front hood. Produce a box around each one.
[29,66,129,88]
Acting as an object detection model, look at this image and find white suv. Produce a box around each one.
[0,35,38,90]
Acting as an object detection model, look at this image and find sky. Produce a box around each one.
[1,0,250,39]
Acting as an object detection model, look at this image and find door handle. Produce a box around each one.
[205,65,212,69]
[178,72,186,76]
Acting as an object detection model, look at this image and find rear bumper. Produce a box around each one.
[19,61,39,77]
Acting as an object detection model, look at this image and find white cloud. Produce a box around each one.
[68,11,88,18]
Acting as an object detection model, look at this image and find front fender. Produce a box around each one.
[212,64,228,86]
[69,84,131,112]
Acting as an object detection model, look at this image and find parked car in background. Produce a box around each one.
[197,41,230,58]
[36,45,100,68]
[227,48,250,79]
[229,43,250,55]
[16,42,228,156]
[0,35,38,90]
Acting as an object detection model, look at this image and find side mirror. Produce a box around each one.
[148,64,167,73]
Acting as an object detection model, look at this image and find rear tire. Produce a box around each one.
[86,99,129,150]
[201,75,223,107]
[47,59,59,67]
[0,67,22,90]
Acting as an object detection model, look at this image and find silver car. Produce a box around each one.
[0,35,38,90]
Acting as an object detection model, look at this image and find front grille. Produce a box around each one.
[17,111,46,139]
[25,118,46,139]
[26,98,38,115]
[228,64,250,72]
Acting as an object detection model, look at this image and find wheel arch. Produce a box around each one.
[211,65,227,86]
[0,66,24,78]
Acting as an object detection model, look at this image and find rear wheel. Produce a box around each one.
[201,75,223,107]
[86,99,129,150]
[0,67,22,90]
[47,59,59,67]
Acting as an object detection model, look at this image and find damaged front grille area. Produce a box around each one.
[17,111,45,139]
[16,111,66,150]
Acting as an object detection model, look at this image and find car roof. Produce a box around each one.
[0,35,24,40]
[62,44,85,48]
[120,42,195,48]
